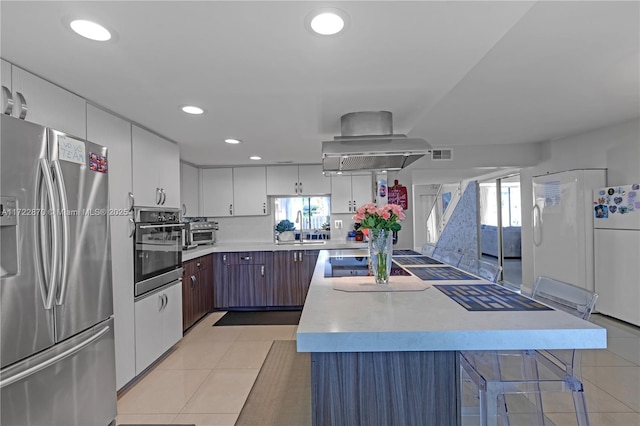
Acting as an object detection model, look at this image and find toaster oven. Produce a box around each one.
[187,221,218,246]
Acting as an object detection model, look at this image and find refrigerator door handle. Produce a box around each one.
[128,192,135,212]
[36,158,60,310]
[0,325,111,389]
[129,217,135,238]
[532,204,542,246]
[52,160,70,306]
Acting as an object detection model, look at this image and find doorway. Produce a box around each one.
[479,175,522,288]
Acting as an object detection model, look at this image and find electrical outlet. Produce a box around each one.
[334,220,343,229]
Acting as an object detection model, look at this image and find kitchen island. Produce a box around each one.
[296,249,607,425]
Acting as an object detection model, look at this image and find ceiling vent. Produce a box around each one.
[431,148,453,161]
[322,111,432,174]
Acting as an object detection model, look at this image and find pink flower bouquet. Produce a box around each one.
[352,202,405,232]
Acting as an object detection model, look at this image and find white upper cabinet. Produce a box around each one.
[298,165,331,195]
[233,167,267,216]
[200,167,268,217]
[1,60,11,110]
[10,65,86,137]
[201,168,234,217]
[266,165,299,195]
[181,162,200,217]
[331,174,373,214]
[131,126,180,209]
[266,165,330,195]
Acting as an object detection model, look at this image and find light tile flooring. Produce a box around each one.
[116,312,640,426]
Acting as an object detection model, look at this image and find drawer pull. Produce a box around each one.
[241,256,252,261]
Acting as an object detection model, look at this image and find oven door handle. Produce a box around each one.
[138,223,185,229]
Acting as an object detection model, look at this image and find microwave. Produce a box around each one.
[187,221,218,246]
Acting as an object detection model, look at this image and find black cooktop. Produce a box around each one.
[324,256,411,278]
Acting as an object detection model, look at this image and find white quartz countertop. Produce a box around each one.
[182,240,369,261]
[296,250,607,353]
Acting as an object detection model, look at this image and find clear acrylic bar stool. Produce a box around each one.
[459,276,599,426]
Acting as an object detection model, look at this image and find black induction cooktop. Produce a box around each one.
[324,256,411,278]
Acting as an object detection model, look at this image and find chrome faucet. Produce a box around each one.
[295,210,304,244]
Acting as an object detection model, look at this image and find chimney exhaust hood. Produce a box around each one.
[322,111,431,174]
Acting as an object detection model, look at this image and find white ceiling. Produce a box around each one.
[2,1,638,171]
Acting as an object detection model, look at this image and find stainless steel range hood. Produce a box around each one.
[322,111,431,174]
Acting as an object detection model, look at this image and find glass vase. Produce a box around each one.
[368,229,393,284]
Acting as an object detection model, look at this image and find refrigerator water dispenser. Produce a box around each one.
[0,195,18,277]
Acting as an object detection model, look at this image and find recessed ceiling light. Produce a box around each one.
[70,20,111,41]
[307,8,348,36]
[225,138,241,144]
[249,156,262,161]
[181,105,204,115]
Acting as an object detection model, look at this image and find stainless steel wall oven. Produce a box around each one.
[134,208,183,298]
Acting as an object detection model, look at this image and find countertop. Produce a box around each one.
[182,240,369,262]
[296,249,607,353]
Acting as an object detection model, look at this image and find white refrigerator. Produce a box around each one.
[532,169,607,292]
[594,183,640,326]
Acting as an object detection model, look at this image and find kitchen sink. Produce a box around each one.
[276,240,327,246]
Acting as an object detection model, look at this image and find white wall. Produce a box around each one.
[520,118,640,291]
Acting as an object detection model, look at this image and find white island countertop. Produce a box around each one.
[296,249,607,353]
[182,240,369,261]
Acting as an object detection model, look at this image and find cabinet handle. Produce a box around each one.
[293,252,297,262]
[128,192,135,212]
[299,251,304,261]
[164,294,168,309]
[158,294,164,311]
[161,189,167,205]
[182,203,187,216]
[263,202,266,214]
[190,275,196,288]
[2,86,14,115]
[299,181,303,194]
[156,188,162,205]
[128,217,135,238]
[15,91,27,120]
[241,256,252,261]
[229,204,233,215]
[223,254,227,264]
[196,262,201,267]
[294,182,298,194]
[260,265,265,277]
[348,200,352,212]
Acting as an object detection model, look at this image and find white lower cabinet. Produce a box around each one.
[134,281,183,374]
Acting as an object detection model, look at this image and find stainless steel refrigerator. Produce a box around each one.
[0,115,116,425]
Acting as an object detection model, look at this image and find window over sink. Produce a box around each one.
[273,196,330,241]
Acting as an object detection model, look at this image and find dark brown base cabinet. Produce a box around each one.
[216,251,273,309]
[271,250,319,307]
[182,255,213,331]
[212,250,319,310]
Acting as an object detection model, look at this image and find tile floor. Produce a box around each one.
[116,312,640,426]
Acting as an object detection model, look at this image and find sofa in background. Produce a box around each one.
[481,225,521,258]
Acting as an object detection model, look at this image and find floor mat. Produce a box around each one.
[213,310,302,326]
[235,340,311,426]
